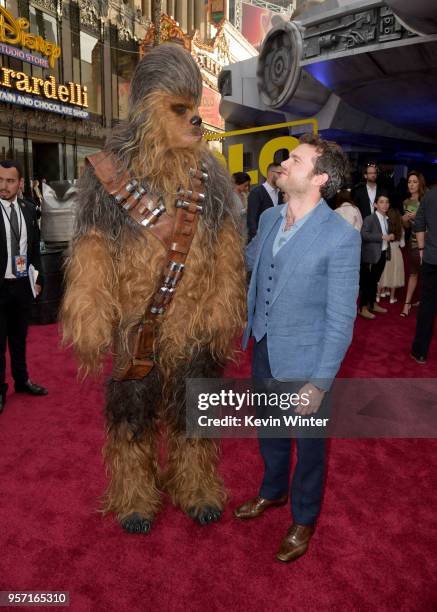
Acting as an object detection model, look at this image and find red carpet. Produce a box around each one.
[0,301,436,611]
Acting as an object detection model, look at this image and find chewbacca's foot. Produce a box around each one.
[188,506,222,525]
[120,513,153,534]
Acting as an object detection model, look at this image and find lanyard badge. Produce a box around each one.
[1,200,28,277]
[12,254,28,277]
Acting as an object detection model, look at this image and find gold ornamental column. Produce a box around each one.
[152,0,162,45]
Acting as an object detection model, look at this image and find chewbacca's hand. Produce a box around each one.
[61,233,120,373]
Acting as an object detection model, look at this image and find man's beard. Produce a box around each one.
[286,171,314,196]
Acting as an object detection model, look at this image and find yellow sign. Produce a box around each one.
[0,6,61,68]
[0,67,88,108]
[204,119,318,184]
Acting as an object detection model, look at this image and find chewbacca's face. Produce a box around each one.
[131,88,206,186]
[151,93,203,150]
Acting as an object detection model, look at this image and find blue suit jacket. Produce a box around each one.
[243,201,361,390]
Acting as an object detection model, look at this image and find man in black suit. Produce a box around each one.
[0,160,48,415]
[351,163,383,220]
[247,163,283,241]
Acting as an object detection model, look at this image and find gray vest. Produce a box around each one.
[252,216,293,341]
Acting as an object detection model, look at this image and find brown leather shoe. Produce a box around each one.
[359,307,376,319]
[275,524,314,563]
[371,304,388,314]
[234,495,288,519]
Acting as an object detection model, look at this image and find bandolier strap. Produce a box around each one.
[86,151,208,380]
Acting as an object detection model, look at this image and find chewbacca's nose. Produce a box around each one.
[190,115,202,127]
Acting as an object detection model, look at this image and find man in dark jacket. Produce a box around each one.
[411,186,437,364]
[359,192,394,319]
[247,163,283,241]
[351,163,383,220]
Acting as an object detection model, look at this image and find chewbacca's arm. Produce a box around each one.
[61,233,120,374]
[210,217,246,360]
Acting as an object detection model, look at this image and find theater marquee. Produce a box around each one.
[0,6,89,118]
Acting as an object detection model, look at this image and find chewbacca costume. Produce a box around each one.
[61,44,245,533]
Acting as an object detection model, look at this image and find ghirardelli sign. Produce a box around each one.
[0,6,88,116]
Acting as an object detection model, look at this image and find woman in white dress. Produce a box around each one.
[377,207,405,303]
[334,189,363,230]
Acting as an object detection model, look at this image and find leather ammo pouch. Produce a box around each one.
[86,152,207,381]
[111,320,157,383]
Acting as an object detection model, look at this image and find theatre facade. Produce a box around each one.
[0,0,145,189]
[0,0,256,190]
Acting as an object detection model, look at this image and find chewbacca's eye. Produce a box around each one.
[171,104,188,116]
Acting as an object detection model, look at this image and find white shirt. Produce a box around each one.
[375,211,388,252]
[262,181,280,207]
[273,201,321,256]
[0,197,28,278]
[366,184,377,212]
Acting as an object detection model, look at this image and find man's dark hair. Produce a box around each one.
[232,171,251,186]
[375,190,390,202]
[267,162,281,173]
[299,133,349,200]
[334,189,356,209]
[364,162,378,174]
[0,159,23,179]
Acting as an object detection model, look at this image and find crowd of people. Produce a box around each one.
[2,43,435,572]
[232,159,437,366]
[1,147,435,425]
[2,129,435,567]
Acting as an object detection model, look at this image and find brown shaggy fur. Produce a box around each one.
[102,423,161,520]
[163,433,227,514]
[61,232,121,375]
[61,44,246,527]
[129,92,203,194]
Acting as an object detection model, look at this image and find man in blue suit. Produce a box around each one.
[234,134,361,563]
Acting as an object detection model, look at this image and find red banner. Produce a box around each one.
[241,3,275,49]
[199,85,224,130]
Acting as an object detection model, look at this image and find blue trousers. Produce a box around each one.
[252,336,327,526]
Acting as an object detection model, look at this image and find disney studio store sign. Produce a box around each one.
[0,6,89,118]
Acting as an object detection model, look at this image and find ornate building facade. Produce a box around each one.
[0,0,255,187]
[0,0,150,187]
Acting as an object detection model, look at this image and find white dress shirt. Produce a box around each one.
[262,181,280,207]
[366,184,377,213]
[0,197,28,279]
[273,201,321,256]
[375,210,388,251]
